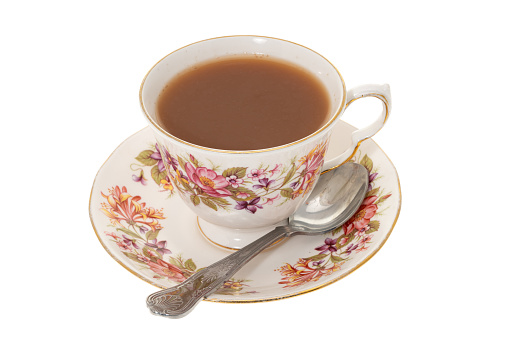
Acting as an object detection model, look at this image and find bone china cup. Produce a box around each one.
[140,36,391,249]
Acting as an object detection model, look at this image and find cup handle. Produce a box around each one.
[321,84,391,172]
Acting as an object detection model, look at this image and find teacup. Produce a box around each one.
[140,35,391,249]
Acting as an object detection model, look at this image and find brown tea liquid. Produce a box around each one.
[156,56,330,150]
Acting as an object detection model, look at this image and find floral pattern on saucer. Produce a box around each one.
[90,126,400,303]
[136,141,328,214]
[277,153,391,288]
[100,185,256,295]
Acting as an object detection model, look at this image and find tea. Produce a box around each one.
[156,56,330,150]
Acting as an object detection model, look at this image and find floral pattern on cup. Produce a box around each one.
[148,141,329,214]
[277,154,391,288]
[131,145,176,195]
[100,185,256,295]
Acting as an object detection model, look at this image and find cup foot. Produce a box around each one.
[196,217,287,250]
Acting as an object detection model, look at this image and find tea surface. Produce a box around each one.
[156,56,330,150]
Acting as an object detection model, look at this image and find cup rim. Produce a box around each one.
[139,35,347,154]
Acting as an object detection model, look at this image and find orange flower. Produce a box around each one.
[278,258,342,288]
[222,280,244,290]
[160,178,173,191]
[100,186,164,231]
[175,169,188,185]
[292,142,328,199]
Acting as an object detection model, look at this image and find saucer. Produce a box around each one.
[89,122,401,303]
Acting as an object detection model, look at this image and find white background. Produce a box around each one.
[2,1,508,338]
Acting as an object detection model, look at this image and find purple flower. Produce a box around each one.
[138,226,149,234]
[225,175,244,188]
[315,237,338,254]
[151,145,166,172]
[345,243,358,256]
[234,197,263,214]
[289,181,300,189]
[252,178,275,190]
[155,143,178,171]
[132,170,148,185]
[367,173,378,191]
[312,260,325,266]
[122,235,140,249]
[168,155,179,171]
[145,239,172,256]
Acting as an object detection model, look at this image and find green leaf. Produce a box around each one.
[190,195,200,206]
[177,155,187,172]
[336,234,355,247]
[146,229,160,241]
[376,194,392,205]
[116,227,143,240]
[304,253,328,261]
[280,187,293,198]
[184,258,197,271]
[168,256,182,268]
[201,198,218,211]
[366,187,380,197]
[208,196,231,207]
[193,277,205,290]
[122,251,149,265]
[222,167,248,179]
[281,164,297,186]
[136,150,158,166]
[180,179,195,194]
[366,220,380,234]
[229,186,257,201]
[360,155,373,173]
[151,165,167,185]
[330,254,344,263]
[143,246,161,259]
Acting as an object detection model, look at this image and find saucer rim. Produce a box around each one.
[89,126,401,304]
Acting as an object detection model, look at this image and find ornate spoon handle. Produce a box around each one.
[146,226,290,318]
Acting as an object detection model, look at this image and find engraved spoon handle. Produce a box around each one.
[146,226,290,318]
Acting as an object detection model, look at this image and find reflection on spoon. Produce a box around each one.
[146,162,369,318]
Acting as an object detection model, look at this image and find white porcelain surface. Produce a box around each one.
[139,36,391,243]
[89,121,400,302]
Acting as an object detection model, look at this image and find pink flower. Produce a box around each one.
[105,231,121,240]
[225,175,244,188]
[268,164,282,176]
[236,192,250,199]
[298,142,327,176]
[116,241,130,251]
[247,169,266,181]
[342,196,378,236]
[339,237,349,246]
[185,163,232,197]
[263,194,280,205]
[136,255,150,264]
[292,171,315,199]
[147,259,186,283]
[358,234,373,246]
[292,142,327,199]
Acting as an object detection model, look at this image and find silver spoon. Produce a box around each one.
[146,162,369,318]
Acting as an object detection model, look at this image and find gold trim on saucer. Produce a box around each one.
[89,127,401,304]
[139,35,347,155]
